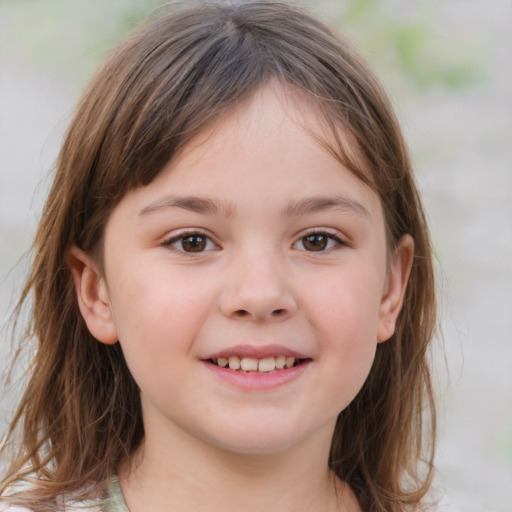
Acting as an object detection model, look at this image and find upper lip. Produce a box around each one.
[204,344,310,360]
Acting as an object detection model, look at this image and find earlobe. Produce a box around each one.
[377,235,414,343]
[68,246,118,345]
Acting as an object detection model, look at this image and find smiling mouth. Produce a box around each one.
[209,355,306,373]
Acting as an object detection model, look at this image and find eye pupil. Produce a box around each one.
[303,234,328,251]
[182,235,206,252]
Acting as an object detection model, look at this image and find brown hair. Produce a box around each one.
[0,1,437,510]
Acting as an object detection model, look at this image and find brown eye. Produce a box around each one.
[302,234,328,251]
[181,234,207,252]
[165,232,217,253]
[295,232,343,252]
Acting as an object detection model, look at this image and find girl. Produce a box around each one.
[0,1,437,511]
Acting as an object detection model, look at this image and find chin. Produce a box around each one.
[214,436,301,457]
[199,419,322,457]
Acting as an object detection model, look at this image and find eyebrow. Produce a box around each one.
[284,196,370,218]
[139,196,235,217]
[139,194,370,219]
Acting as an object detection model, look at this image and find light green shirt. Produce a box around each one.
[102,475,130,512]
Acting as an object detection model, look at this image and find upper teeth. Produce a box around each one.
[216,355,296,372]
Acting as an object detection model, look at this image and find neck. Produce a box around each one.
[118,419,361,512]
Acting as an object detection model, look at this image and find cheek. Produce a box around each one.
[305,269,383,398]
[107,262,217,362]
[308,268,384,340]
[106,274,210,406]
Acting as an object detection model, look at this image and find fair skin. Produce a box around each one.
[70,84,413,512]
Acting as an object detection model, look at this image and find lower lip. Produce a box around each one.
[202,360,311,390]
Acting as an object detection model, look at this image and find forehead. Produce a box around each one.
[163,82,370,187]
[111,83,384,227]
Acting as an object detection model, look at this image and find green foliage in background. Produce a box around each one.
[334,0,485,93]
[1,0,485,94]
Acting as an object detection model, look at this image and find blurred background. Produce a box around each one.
[0,0,510,509]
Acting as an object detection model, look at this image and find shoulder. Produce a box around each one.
[0,504,31,512]
[0,499,38,512]
[65,497,103,511]
[0,501,102,512]
[0,487,32,511]
[0,487,102,512]
[0,476,117,511]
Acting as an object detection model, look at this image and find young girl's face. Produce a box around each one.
[74,84,412,457]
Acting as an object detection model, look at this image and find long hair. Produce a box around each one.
[0,2,437,510]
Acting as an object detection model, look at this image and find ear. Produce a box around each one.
[68,246,118,345]
[377,234,414,343]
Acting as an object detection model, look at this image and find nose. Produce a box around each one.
[219,252,298,322]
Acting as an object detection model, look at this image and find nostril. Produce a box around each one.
[229,307,291,321]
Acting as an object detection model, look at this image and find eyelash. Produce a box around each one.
[162,228,345,254]
[293,229,346,252]
[162,230,218,254]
